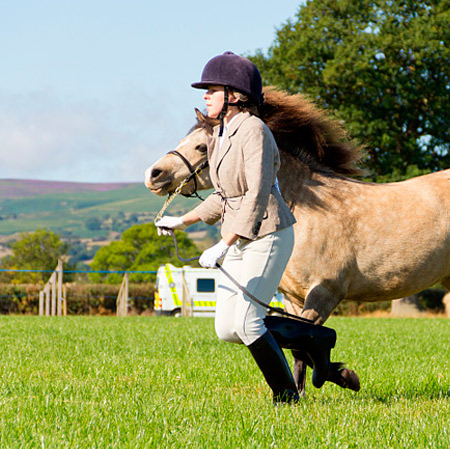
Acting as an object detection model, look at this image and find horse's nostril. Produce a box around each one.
[151,168,163,180]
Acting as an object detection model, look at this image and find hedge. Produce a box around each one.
[0,283,155,315]
[0,283,445,316]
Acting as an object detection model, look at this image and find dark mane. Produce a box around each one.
[261,87,364,176]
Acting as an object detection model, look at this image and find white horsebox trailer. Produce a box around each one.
[154,263,285,317]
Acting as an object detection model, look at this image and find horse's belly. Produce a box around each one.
[346,242,450,301]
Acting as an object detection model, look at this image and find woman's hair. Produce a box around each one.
[230,89,260,117]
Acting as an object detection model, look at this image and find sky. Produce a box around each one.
[0,0,303,183]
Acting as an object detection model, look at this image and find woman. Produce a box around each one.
[156,52,337,404]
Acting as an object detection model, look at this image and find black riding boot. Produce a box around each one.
[264,315,336,389]
[247,331,300,404]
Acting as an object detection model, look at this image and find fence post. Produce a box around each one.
[63,284,67,316]
[39,291,44,316]
[38,259,66,317]
[116,272,129,317]
[57,259,63,316]
[45,283,51,316]
[181,272,193,317]
[51,272,57,316]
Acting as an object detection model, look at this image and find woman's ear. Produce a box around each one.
[228,92,239,105]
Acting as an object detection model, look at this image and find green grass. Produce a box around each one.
[0,316,449,448]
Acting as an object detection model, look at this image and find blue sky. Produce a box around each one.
[0,0,302,183]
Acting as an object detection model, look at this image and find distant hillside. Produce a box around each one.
[0,179,204,239]
[0,179,137,199]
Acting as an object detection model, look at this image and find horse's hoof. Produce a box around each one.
[339,368,360,392]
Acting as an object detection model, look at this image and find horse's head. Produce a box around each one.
[145,109,216,196]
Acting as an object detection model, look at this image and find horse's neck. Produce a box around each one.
[278,152,359,210]
[278,152,317,204]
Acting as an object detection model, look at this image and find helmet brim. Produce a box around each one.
[191,81,217,89]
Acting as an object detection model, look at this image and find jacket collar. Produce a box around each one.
[213,111,250,140]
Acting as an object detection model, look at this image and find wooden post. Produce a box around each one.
[39,291,44,316]
[57,259,63,316]
[123,272,129,316]
[51,272,57,316]
[116,273,129,317]
[181,272,193,317]
[63,284,67,316]
[44,283,50,316]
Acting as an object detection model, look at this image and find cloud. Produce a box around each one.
[0,88,195,183]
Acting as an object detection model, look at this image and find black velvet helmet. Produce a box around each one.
[191,51,263,105]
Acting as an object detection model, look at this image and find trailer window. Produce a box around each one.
[197,278,215,293]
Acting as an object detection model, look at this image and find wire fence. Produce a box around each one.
[0,269,158,274]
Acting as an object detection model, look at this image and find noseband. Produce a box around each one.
[168,150,209,201]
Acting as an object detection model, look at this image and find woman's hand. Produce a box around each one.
[199,240,230,268]
[155,216,187,236]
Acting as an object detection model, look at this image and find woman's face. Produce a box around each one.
[203,85,225,118]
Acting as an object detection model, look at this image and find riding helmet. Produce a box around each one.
[191,51,263,105]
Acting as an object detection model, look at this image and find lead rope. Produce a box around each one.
[155,161,208,222]
[161,218,314,323]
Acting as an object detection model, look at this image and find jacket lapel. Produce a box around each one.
[215,112,250,173]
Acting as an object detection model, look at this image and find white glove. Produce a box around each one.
[199,240,230,268]
[155,216,187,236]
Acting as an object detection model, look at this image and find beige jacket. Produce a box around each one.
[194,112,296,240]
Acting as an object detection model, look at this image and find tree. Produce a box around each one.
[89,223,200,283]
[251,0,450,177]
[85,217,102,231]
[1,228,68,283]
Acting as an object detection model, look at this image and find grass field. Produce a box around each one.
[0,316,449,448]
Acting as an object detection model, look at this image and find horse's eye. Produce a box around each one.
[195,144,207,153]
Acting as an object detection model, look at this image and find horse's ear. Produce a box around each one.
[195,108,219,129]
[195,108,207,122]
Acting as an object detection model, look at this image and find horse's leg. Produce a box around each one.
[296,285,360,393]
[292,351,307,397]
[291,350,360,392]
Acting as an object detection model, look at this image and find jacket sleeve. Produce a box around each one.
[228,123,275,239]
[193,191,222,225]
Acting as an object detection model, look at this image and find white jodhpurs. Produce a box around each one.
[214,226,294,346]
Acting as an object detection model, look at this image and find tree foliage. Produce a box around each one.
[1,228,68,283]
[89,223,200,283]
[251,0,450,177]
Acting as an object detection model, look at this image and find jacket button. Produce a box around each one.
[253,221,262,236]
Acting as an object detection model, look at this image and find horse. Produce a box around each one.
[145,86,450,394]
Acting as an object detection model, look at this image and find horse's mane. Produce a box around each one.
[260,87,364,176]
[195,86,364,176]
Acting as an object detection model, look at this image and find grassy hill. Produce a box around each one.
[0,179,204,240]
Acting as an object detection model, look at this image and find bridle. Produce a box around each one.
[155,151,209,221]
[167,150,209,201]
